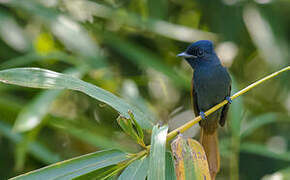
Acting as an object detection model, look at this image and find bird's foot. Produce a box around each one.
[226,96,232,104]
[177,131,183,137]
[199,111,206,120]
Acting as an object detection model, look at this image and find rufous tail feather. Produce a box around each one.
[200,128,220,180]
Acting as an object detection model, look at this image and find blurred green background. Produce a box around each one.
[0,0,289,179]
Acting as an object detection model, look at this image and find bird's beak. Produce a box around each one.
[176,52,197,58]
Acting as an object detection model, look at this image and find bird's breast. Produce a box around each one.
[193,65,230,111]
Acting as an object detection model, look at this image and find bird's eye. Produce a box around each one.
[197,48,204,57]
[193,49,198,56]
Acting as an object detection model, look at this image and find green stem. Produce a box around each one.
[230,134,240,180]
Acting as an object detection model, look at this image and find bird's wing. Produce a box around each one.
[191,76,200,117]
[219,85,231,126]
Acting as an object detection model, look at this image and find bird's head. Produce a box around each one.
[177,40,217,68]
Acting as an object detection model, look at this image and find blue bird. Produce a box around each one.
[177,40,232,179]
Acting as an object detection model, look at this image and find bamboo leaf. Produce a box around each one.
[0,121,61,165]
[13,90,61,132]
[0,52,85,69]
[118,157,149,180]
[10,149,128,180]
[117,115,139,141]
[170,135,211,180]
[165,152,177,180]
[117,113,145,147]
[129,111,144,140]
[229,78,244,136]
[13,67,86,132]
[73,165,119,180]
[148,125,168,180]
[0,68,154,129]
[8,0,97,58]
[13,68,87,170]
[48,117,133,152]
[240,113,277,139]
[148,0,168,19]
[240,142,290,161]
[228,78,243,180]
[103,33,190,90]
[0,11,29,52]
[86,2,216,42]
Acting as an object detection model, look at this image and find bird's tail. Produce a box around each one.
[200,128,220,180]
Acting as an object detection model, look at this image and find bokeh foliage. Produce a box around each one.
[0,0,289,179]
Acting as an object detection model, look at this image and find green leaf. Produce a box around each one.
[13,68,88,170]
[117,115,139,141]
[8,0,98,58]
[228,77,243,180]
[148,125,168,180]
[73,165,119,180]
[87,2,216,42]
[165,152,177,180]
[129,111,144,140]
[148,0,168,19]
[0,11,29,52]
[103,33,190,90]
[74,152,149,180]
[49,117,133,152]
[229,77,244,136]
[5,0,108,70]
[240,113,277,139]
[0,121,61,164]
[243,6,286,68]
[11,149,128,180]
[117,113,145,147]
[13,90,61,132]
[118,157,149,180]
[0,52,90,70]
[121,79,157,124]
[15,122,47,170]
[0,68,154,129]
[240,142,290,161]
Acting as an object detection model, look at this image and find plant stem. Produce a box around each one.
[230,134,240,180]
[166,66,289,142]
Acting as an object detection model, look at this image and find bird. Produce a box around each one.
[177,40,232,179]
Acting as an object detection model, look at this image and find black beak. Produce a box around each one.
[176,52,197,58]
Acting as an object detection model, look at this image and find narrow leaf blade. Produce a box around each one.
[0,121,61,165]
[240,113,277,139]
[74,165,118,180]
[148,125,168,180]
[118,157,149,180]
[13,90,61,132]
[240,142,290,161]
[10,149,128,180]
[0,68,154,129]
[165,152,177,180]
[129,111,144,140]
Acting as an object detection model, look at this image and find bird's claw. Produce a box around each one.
[199,111,206,120]
[226,96,232,104]
[177,131,183,137]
